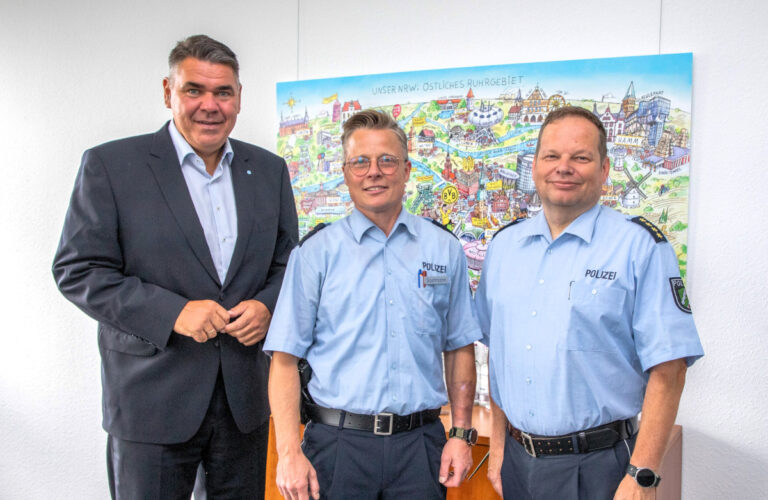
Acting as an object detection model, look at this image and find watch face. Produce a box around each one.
[467,428,478,445]
[636,468,657,487]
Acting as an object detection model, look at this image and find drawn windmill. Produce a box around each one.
[620,165,652,208]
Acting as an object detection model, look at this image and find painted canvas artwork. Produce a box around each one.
[276,54,693,288]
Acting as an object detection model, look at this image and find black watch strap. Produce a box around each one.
[626,464,662,487]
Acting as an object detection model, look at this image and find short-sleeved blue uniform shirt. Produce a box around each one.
[265,207,481,415]
[475,204,703,436]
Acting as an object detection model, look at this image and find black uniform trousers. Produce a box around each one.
[302,418,447,500]
[501,430,637,500]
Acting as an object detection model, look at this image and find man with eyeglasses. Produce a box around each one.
[265,109,482,500]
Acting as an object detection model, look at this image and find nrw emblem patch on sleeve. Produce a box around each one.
[669,278,692,313]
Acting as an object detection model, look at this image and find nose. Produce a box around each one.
[554,158,574,174]
[366,159,385,177]
[199,91,218,112]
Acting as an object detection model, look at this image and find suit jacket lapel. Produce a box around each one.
[147,125,221,287]
[223,144,256,289]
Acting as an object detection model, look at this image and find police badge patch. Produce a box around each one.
[669,277,692,313]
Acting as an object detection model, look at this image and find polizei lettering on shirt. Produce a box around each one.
[585,269,617,280]
[422,262,447,273]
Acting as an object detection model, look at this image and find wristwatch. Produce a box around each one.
[448,427,478,446]
[626,464,662,487]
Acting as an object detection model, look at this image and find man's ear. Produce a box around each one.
[162,77,172,109]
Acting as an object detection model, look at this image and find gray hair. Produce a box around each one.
[168,34,239,83]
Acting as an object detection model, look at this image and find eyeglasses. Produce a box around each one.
[344,154,402,176]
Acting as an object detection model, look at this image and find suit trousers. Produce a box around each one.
[107,370,267,500]
[501,428,637,500]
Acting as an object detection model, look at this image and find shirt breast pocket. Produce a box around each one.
[413,279,451,336]
[561,281,628,352]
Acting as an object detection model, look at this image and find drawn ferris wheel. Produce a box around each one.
[548,94,566,110]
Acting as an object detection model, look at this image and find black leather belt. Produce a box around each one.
[305,404,441,436]
[507,417,637,457]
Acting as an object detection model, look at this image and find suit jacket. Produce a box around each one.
[53,123,298,444]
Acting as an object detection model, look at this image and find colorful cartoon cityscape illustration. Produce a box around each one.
[276,54,693,287]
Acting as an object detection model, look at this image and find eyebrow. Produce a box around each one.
[181,82,236,92]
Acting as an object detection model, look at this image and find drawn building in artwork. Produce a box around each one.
[340,100,362,123]
[594,104,626,142]
[436,97,463,110]
[455,162,480,197]
[466,88,476,110]
[621,81,637,116]
[624,94,670,146]
[516,153,536,194]
[611,145,627,171]
[442,151,456,182]
[521,85,548,123]
[505,88,523,125]
[418,129,436,153]
[490,190,510,213]
[468,101,504,129]
[663,147,690,172]
[279,109,310,137]
[497,167,519,190]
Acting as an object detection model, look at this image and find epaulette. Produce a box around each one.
[424,217,457,239]
[493,217,526,237]
[299,222,329,246]
[630,216,667,243]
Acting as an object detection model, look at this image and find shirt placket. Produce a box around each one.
[382,238,401,407]
[522,238,553,425]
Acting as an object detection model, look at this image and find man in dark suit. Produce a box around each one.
[52,34,298,499]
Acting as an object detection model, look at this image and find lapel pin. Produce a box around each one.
[246,170,252,175]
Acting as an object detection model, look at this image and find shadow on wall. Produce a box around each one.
[683,427,768,498]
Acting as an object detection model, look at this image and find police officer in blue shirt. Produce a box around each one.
[265,109,482,500]
[475,106,704,500]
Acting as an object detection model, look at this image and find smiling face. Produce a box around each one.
[533,115,610,217]
[343,128,411,226]
[163,57,241,167]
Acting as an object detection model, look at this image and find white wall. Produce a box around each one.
[1,0,765,498]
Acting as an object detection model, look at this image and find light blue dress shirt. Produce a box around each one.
[264,207,482,415]
[475,203,704,436]
[168,121,237,284]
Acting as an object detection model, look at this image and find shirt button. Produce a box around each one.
[529,410,535,417]
[393,396,397,401]
[592,289,597,295]
[390,331,396,337]
[526,344,532,350]
[387,269,392,275]
[213,340,220,347]
[391,363,397,370]
[525,377,532,384]
[389,300,394,305]
[538,279,544,285]
[531,311,537,316]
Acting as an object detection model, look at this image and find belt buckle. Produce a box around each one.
[520,431,537,457]
[373,412,394,436]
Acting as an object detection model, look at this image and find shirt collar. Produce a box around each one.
[518,203,601,244]
[348,206,416,243]
[167,120,233,171]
